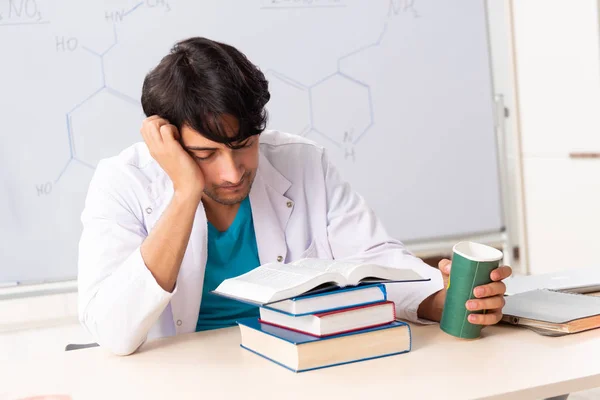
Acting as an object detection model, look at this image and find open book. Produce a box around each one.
[212,258,428,305]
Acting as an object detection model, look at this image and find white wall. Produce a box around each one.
[512,0,600,274]
[486,0,527,273]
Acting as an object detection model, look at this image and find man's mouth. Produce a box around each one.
[219,177,246,191]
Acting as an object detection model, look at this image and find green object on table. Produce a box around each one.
[440,241,503,339]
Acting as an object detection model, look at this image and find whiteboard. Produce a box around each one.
[0,0,503,284]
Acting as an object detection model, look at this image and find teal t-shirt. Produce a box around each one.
[196,197,260,331]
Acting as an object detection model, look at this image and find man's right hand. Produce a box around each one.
[140,116,204,200]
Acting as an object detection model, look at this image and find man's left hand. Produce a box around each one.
[417,259,512,324]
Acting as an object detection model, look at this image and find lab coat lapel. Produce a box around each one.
[250,153,293,265]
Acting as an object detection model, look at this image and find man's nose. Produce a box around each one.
[220,153,244,184]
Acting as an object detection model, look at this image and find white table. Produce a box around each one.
[4,323,600,400]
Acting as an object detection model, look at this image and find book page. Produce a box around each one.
[235,263,322,289]
[348,263,424,285]
[292,258,362,276]
[291,258,335,270]
[325,261,363,275]
[213,262,342,303]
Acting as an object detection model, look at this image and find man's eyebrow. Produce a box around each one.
[185,146,218,151]
[185,137,252,151]
[235,137,254,146]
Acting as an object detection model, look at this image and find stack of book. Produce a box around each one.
[212,258,426,372]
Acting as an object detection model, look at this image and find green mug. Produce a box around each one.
[440,241,503,339]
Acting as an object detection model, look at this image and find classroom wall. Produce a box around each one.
[512,0,600,274]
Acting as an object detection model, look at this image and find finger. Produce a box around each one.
[152,118,170,134]
[468,310,503,325]
[466,295,505,311]
[169,124,181,141]
[159,124,180,142]
[140,122,154,144]
[147,120,164,144]
[153,118,169,126]
[491,266,512,281]
[438,259,451,275]
[474,281,506,298]
[141,117,167,143]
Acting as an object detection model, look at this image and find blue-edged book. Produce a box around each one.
[212,258,429,307]
[263,283,388,316]
[237,317,411,373]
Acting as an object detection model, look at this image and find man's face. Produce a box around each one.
[180,115,259,206]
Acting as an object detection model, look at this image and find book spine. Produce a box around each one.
[379,283,388,300]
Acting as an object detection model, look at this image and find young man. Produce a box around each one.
[77,37,511,355]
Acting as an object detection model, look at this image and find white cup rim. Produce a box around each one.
[453,241,503,262]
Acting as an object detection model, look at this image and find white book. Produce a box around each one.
[211,258,427,305]
[264,284,387,316]
[259,301,396,337]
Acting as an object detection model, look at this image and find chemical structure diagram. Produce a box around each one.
[4,0,417,197]
[261,0,418,161]
[52,0,171,188]
[1,0,170,196]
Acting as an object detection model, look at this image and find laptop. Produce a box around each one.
[504,267,600,296]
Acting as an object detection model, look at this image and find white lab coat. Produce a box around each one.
[77,130,444,355]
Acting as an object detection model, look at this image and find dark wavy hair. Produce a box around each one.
[141,37,270,148]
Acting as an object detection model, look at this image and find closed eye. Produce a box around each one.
[193,152,215,161]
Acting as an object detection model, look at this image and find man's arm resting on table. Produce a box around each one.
[78,174,201,356]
